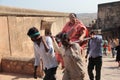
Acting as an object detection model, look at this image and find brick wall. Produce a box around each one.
[1,56,44,77]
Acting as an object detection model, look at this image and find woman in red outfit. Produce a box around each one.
[56,13,88,58]
[61,13,88,48]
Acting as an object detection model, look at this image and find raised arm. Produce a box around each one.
[52,37,64,55]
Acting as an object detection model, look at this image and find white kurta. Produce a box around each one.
[34,36,58,69]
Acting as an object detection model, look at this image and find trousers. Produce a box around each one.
[44,67,57,80]
[88,56,102,80]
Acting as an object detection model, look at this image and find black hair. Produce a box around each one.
[90,31,95,35]
[27,27,39,36]
[70,13,77,18]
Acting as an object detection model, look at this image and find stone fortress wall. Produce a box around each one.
[0,6,69,76]
[97,1,120,41]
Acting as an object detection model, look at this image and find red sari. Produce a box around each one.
[62,19,88,48]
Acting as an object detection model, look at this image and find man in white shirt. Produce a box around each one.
[27,27,58,80]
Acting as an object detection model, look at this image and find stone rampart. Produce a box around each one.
[0,6,69,75]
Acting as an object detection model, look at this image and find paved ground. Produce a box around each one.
[0,57,120,80]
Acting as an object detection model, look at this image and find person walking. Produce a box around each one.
[27,27,58,80]
[53,34,85,80]
[85,31,103,80]
[115,42,120,67]
[110,39,116,58]
[45,29,64,69]
[103,40,108,56]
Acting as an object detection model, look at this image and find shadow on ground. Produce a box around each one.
[0,72,34,80]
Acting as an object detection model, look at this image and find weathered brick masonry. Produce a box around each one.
[97,1,120,40]
[1,56,43,77]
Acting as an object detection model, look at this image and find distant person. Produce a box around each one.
[53,33,85,80]
[27,27,58,80]
[103,40,108,56]
[85,31,103,80]
[91,19,97,29]
[110,39,116,58]
[115,42,120,68]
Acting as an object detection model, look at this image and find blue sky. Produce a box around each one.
[0,0,119,13]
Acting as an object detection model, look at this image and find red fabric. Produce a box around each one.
[62,19,88,48]
[55,42,64,67]
[107,44,111,51]
[55,52,64,67]
[103,44,107,48]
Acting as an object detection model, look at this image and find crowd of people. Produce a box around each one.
[27,13,120,80]
[102,38,120,67]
